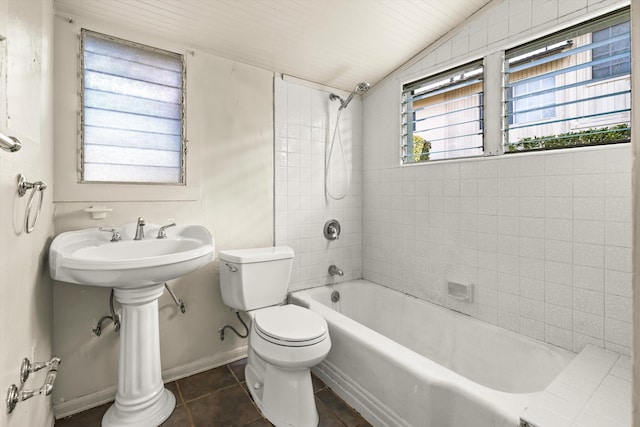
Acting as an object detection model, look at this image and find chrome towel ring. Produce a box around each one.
[17,174,47,234]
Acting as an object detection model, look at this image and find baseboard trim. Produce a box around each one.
[53,346,248,419]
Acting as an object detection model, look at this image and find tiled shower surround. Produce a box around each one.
[362,146,632,356]
[359,0,632,357]
[276,0,632,358]
[274,77,362,291]
[276,73,632,356]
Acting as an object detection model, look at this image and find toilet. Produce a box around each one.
[218,246,331,427]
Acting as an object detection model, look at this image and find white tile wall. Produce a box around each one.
[363,146,632,355]
[362,0,631,356]
[274,77,362,291]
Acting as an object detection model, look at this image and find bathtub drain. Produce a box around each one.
[331,291,340,302]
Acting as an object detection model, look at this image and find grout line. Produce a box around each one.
[180,383,237,405]
[229,364,272,424]
[227,363,242,384]
[173,381,185,405]
[173,381,195,427]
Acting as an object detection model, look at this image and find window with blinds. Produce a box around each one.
[81,29,185,184]
[504,8,630,153]
[402,60,484,163]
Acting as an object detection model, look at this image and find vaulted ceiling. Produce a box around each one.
[53,0,492,92]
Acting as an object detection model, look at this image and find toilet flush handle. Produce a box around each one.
[225,263,238,272]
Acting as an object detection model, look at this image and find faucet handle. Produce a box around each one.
[324,219,341,241]
[157,222,177,239]
[137,217,145,225]
[99,227,122,242]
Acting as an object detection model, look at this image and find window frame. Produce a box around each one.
[398,7,631,166]
[502,7,631,154]
[79,29,187,185]
[401,59,485,164]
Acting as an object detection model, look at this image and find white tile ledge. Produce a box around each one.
[520,345,631,427]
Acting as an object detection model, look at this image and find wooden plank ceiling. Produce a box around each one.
[53,0,491,92]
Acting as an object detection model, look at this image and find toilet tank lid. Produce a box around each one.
[219,246,294,263]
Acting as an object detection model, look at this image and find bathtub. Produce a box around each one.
[290,280,574,427]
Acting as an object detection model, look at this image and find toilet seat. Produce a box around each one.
[253,305,328,347]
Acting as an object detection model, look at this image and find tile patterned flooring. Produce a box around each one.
[55,358,372,427]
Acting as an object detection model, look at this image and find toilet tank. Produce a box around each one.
[218,246,294,311]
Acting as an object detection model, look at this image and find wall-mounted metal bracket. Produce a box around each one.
[6,357,61,414]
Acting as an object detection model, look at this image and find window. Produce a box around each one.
[512,75,555,124]
[81,29,185,184]
[504,8,630,153]
[402,60,484,163]
[592,21,631,80]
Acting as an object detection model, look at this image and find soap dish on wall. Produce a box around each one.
[447,281,473,303]
[84,206,113,220]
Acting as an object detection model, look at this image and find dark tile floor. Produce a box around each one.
[55,358,372,427]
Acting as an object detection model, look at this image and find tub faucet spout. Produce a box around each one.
[329,265,343,276]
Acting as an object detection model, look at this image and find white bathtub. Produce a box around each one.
[290,280,574,427]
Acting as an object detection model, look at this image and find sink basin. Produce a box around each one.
[49,223,214,287]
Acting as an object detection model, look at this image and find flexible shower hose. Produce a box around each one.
[325,108,350,200]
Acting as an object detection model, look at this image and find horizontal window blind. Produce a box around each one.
[402,60,484,163]
[504,8,630,153]
[81,29,185,184]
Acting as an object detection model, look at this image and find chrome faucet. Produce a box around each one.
[157,222,176,239]
[328,265,344,276]
[324,219,341,241]
[134,217,145,240]
[99,227,122,242]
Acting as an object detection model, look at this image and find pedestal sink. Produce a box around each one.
[49,222,214,427]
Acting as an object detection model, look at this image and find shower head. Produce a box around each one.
[354,82,370,94]
[330,82,371,110]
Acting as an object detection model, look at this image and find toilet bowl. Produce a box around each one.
[245,305,330,426]
[218,246,331,427]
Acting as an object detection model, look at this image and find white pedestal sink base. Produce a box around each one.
[102,388,175,427]
[102,284,175,427]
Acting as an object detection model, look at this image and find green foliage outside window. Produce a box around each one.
[413,135,431,162]
[507,124,630,152]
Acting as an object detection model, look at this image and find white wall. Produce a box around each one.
[0,0,55,426]
[51,14,274,416]
[274,76,362,291]
[362,0,632,355]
